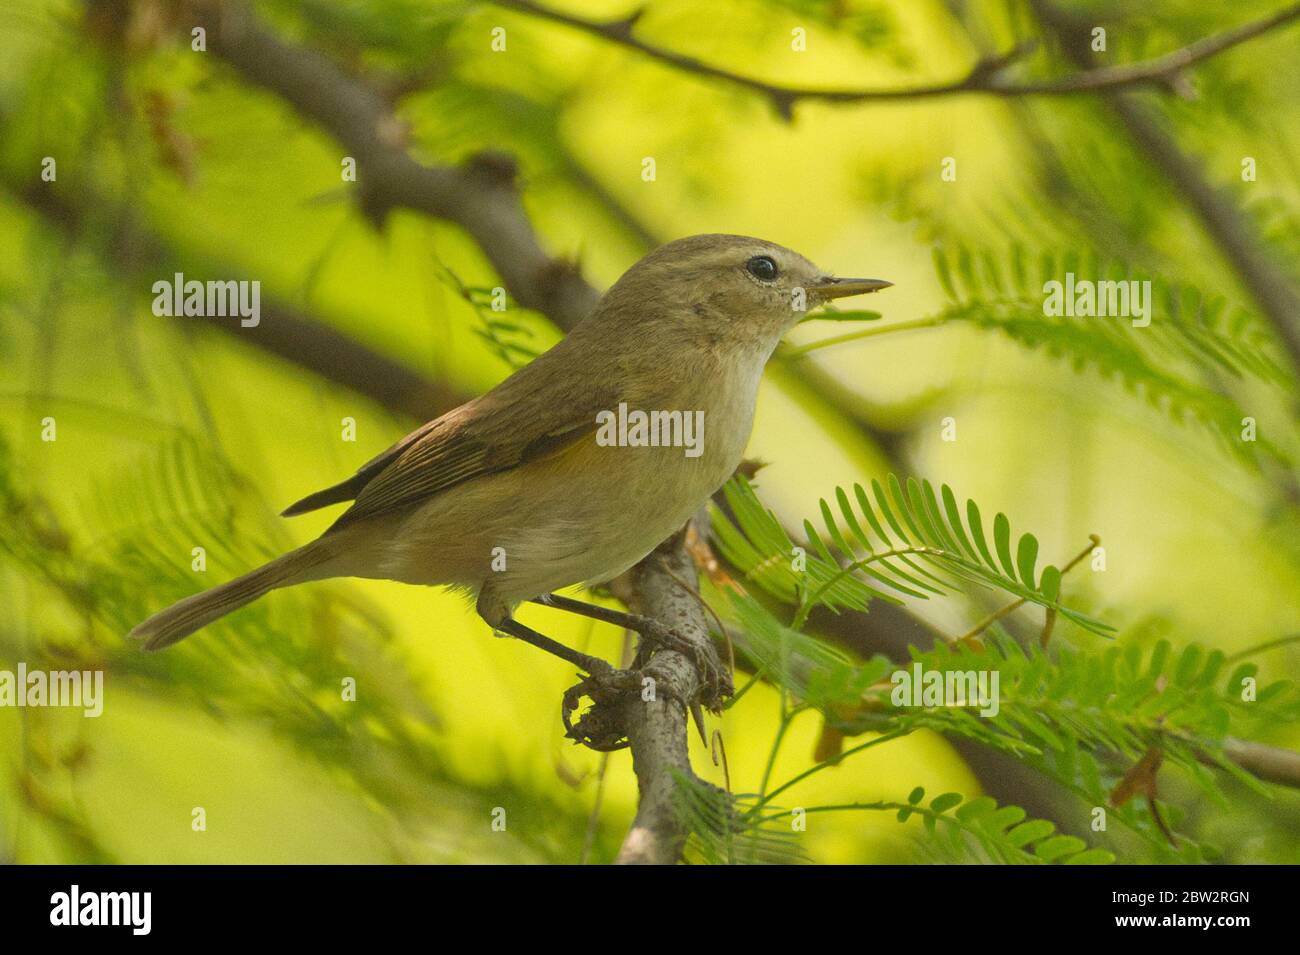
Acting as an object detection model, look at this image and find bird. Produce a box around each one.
[130,234,890,697]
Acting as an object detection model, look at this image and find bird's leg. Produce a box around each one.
[531,593,731,708]
[493,616,615,679]
[492,615,643,750]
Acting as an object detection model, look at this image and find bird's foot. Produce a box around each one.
[561,660,644,751]
[631,616,733,711]
[562,658,698,751]
[559,621,731,750]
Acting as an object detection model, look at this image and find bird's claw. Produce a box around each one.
[561,659,695,751]
[633,617,732,711]
[559,620,732,751]
[561,661,641,751]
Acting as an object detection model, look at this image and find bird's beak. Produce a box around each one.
[808,277,894,299]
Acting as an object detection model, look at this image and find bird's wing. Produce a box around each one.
[279,419,442,517]
[285,347,627,529]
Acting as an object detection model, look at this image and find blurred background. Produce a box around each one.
[1,0,1298,863]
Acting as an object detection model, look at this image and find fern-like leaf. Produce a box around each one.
[714,474,1112,636]
[930,243,1295,464]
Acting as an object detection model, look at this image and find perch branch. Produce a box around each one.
[609,527,716,864]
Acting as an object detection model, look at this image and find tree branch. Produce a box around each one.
[5,176,468,421]
[1221,737,1300,788]
[495,0,1300,119]
[609,528,714,864]
[190,0,600,331]
[1032,0,1300,379]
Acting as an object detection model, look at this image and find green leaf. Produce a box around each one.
[955,796,998,822]
[1065,848,1117,865]
[941,484,979,561]
[1176,645,1203,686]
[929,792,963,813]
[983,805,1027,833]
[993,513,1017,581]
[1006,819,1056,847]
[803,309,882,323]
[715,474,1113,638]
[1016,533,1039,589]
[926,242,1295,469]
[1040,564,1062,601]
[1035,835,1087,862]
[934,246,957,299]
[967,499,999,572]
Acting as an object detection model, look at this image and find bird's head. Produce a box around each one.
[596,233,890,351]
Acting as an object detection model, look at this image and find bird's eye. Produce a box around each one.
[746,255,778,281]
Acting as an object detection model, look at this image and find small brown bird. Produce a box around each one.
[131,234,889,685]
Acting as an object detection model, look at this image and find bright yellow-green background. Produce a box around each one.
[2,0,1298,862]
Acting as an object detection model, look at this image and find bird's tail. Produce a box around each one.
[130,542,335,651]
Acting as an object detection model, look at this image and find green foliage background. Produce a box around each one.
[1,0,1298,863]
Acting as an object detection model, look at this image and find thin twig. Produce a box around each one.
[780,315,952,359]
[1031,0,1300,379]
[953,535,1099,646]
[496,0,1300,119]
